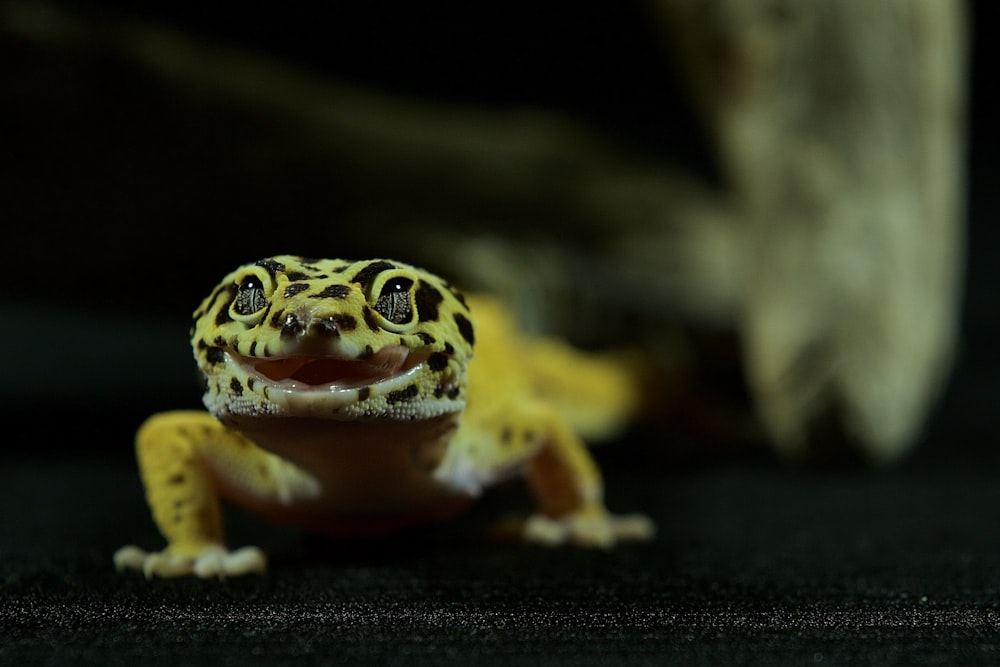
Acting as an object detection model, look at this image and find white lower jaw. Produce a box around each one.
[269,361,426,407]
[204,352,441,421]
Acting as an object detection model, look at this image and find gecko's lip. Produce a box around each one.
[235,345,426,391]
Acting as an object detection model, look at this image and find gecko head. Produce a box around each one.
[190,256,475,423]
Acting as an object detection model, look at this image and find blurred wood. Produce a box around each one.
[655,0,967,461]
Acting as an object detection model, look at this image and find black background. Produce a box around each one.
[2,3,998,665]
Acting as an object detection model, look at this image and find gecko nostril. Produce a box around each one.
[311,317,340,338]
[280,312,305,340]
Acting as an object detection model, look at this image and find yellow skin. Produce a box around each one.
[114,256,654,578]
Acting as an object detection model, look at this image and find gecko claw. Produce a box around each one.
[522,510,655,548]
[113,544,267,579]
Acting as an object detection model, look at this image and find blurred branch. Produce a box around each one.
[655,0,968,461]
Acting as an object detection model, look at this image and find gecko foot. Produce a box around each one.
[522,509,655,548]
[114,544,267,579]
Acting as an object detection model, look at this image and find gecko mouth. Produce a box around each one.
[240,345,426,390]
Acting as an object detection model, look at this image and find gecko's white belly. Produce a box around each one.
[227,414,472,532]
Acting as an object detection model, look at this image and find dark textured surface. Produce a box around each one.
[3,468,1000,667]
[3,387,1000,666]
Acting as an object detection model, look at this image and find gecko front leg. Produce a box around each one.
[435,401,654,548]
[114,410,320,578]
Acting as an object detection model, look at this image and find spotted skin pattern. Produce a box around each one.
[114,256,654,578]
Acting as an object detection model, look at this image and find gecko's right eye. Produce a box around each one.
[231,274,270,319]
[373,277,415,325]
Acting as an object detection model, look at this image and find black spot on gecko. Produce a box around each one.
[215,304,233,326]
[256,301,274,324]
[449,286,470,311]
[351,261,396,289]
[387,384,419,404]
[447,386,460,400]
[417,332,436,345]
[247,377,255,391]
[283,283,310,298]
[428,352,449,372]
[332,314,358,332]
[269,309,286,329]
[216,282,236,298]
[284,271,311,282]
[249,341,258,356]
[255,258,285,276]
[414,280,444,322]
[443,342,455,355]
[230,377,243,396]
[357,387,371,402]
[310,284,351,299]
[167,473,186,486]
[362,306,381,332]
[454,313,475,346]
[359,345,374,360]
[200,283,232,322]
[433,384,445,398]
[205,347,225,365]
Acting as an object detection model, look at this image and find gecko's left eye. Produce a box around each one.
[373,277,414,325]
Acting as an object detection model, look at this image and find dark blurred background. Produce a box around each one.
[1,3,710,442]
[1,1,994,465]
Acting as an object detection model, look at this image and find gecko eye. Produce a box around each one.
[373,277,414,325]
[233,275,269,316]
